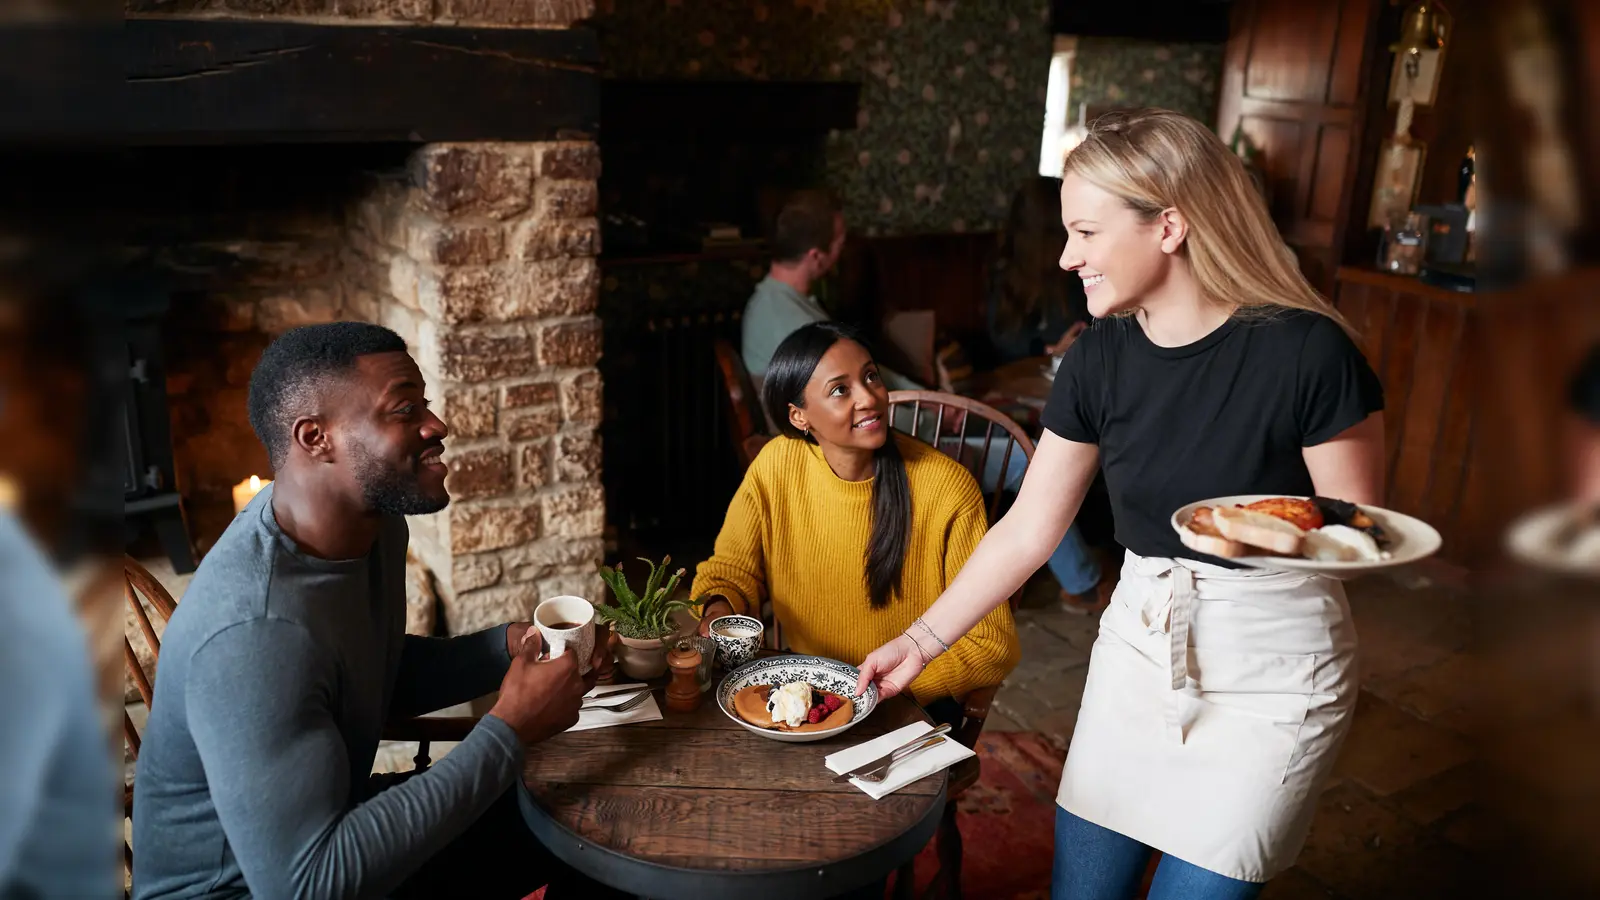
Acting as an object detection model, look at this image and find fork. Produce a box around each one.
[583,688,653,713]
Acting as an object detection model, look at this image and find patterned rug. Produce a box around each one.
[528,732,1066,900]
[895,731,1064,900]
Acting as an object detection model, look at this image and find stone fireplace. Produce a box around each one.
[94,3,607,639]
[364,139,608,633]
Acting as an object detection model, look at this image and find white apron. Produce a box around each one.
[1056,553,1359,883]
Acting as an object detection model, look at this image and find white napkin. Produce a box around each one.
[824,721,975,799]
[567,683,663,733]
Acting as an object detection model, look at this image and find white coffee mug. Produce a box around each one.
[533,595,596,675]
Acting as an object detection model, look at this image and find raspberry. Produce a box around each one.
[824,695,843,712]
[807,707,823,724]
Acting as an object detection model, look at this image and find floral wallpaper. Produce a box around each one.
[593,1,1224,237]
[1072,37,1224,135]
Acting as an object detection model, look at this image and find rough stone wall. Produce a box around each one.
[126,0,605,636]
[157,178,366,552]
[347,140,605,635]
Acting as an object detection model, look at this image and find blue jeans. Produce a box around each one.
[1052,807,1264,900]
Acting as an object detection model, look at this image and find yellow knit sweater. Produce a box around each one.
[691,433,1020,705]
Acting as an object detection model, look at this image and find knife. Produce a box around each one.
[585,684,649,700]
[831,723,952,783]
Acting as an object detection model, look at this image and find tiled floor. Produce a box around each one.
[990,570,1480,898]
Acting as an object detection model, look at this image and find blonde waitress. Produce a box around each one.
[856,108,1385,899]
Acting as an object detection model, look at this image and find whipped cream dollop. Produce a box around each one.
[765,681,813,727]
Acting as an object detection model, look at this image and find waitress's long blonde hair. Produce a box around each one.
[1061,108,1356,338]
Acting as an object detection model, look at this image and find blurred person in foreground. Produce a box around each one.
[131,322,624,899]
[0,257,121,898]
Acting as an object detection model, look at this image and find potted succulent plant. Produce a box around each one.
[595,556,692,680]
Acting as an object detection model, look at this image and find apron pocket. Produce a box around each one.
[1186,649,1317,784]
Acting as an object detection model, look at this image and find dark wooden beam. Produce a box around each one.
[0,17,599,146]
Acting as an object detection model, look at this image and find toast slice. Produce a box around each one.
[1211,505,1306,555]
[1242,497,1323,531]
[1179,506,1249,558]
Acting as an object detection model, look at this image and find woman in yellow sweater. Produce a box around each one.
[693,321,1020,717]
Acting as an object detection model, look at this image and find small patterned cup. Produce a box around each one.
[708,614,764,669]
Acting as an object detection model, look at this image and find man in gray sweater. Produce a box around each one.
[132,322,622,899]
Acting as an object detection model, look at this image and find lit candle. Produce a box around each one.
[233,475,270,515]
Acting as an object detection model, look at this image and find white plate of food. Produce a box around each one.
[1505,503,1600,577]
[1170,494,1441,576]
[716,654,878,743]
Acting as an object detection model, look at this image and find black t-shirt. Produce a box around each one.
[1042,309,1385,566]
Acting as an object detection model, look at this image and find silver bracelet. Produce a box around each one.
[911,617,951,655]
[903,630,934,665]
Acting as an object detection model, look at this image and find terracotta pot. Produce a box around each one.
[615,632,674,680]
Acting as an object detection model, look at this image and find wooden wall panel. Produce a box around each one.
[1388,301,1466,516]
[1328,0,1371,105]
[1420,330,1476,534]
[1375,290,1423,489]
[1243,1,1342,102]
[1335,266,1600,567]
[1219,0,1380,295]
[842,231,999,355]
[1309,127,1353,222]
[1238,117,1307,227]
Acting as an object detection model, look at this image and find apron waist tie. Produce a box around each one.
[1133,560,1197,744]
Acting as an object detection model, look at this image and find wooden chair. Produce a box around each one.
[886,391,1035,900]
[712,339,773,473]
[122,556,177,895]
[888,390,1036,524]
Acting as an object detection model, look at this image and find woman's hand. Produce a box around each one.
[854,634,929,700]
[696,597,737,637]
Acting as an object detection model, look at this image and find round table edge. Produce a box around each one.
[515,773,949,900]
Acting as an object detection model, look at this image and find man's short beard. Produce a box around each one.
[348,439,448,516]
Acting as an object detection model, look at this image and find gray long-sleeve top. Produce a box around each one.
[131,485,521,899]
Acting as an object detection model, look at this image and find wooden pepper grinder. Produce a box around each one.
[665,638,703,713]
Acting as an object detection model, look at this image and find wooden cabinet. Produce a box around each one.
[1334,266,1600,567]
[1218,0,1380,295]
[1333,269,1475,547]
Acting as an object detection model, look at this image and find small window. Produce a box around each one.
[1038,35,1088,178]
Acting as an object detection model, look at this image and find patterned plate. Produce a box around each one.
[716,655,880,744]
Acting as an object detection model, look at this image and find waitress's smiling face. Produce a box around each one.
[1058,172,1182,318]
[787,338,890,452]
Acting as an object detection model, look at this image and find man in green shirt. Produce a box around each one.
[740,189,921,392]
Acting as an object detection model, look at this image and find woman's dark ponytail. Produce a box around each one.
[865,432,910,609]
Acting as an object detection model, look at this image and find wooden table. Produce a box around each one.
[967,356,1055,432]
[518,686,946,900]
